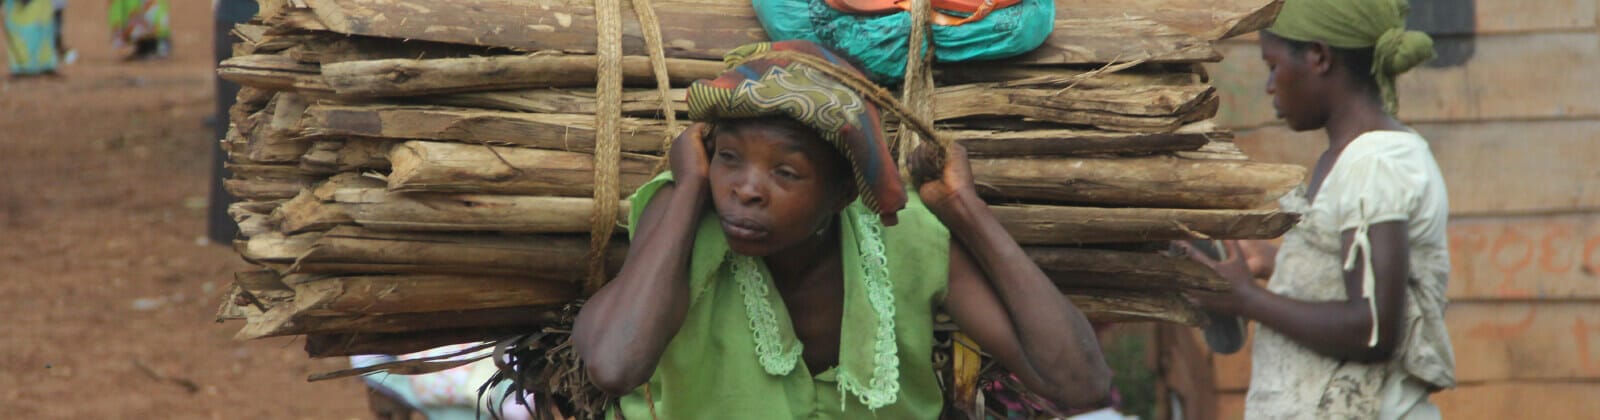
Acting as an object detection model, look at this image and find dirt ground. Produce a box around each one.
[0,1,371,418]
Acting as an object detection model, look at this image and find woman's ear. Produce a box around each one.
[1306,41,1334,75]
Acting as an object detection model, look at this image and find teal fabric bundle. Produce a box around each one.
[753,0,1055,83]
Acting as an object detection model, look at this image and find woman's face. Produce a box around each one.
[708,121,852,257]
[1260,33,1330,131]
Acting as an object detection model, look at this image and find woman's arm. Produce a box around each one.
[572,124,711,395]
[1183,225,1409,362]
[914,144,1111,409]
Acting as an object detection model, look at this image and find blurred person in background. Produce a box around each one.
[3,0,60,75]
[351,343,540,420]
[107,0,167,60]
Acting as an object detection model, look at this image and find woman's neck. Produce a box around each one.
[1321,93,1404,153]
[765,219,841,290]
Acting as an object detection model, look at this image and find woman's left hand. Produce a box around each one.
[908,142,977,217]
[1175,240,1256,316]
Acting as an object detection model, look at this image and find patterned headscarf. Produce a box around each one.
[1267,0,1435,114]
[687,40,907,220]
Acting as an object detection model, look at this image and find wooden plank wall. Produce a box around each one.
[1198,0,1600,418]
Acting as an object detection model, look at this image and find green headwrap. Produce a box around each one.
[1267,0,1435,113]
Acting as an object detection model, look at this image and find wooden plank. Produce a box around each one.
[264,7,330,33]
[427,88,688,116]
[994,204,1298,245]
[1068,289,1204,325]
[291,275,577,315]
[970,155,1306,209]
[1010,17,1221,64]
[234,270,294,300]
[239,93,315,163]
[229,201,281,238]
[298,139,394,174]
[1055,0,1283,40]
[217,54,335,94]
[1211,32,1600,128]
[294,172,1296,243]
[1447,214,1600,300]
[224,178,311,200]
[934,65,1205,88]
[386,141,660,196]
[281,267,1196,320]
[1214,301,1600,391]
[298,161,632,233]
[277,189,353,233]
[330,188,623,234]
[429,83,1217,135]
[299,104,673,153]
[1434,383,1600,419]
[320,55,723,97]
[293,226,625,280]
[237,303,565,338]
[295,0,1218,65]
[1425,121,1600,216]
[224,163,319,181]
[232,87,277,127]
[951,121,1217,157]
[1231,120,1600,216]
[287,33,511,64]
[1029,247,1228,292]
[241,288,1190,340]
[237,231,324,265]
[934,84,1217,132]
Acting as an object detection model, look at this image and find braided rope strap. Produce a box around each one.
[590,0,678,293]
[587,0,625,295]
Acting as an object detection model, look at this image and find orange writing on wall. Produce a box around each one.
[1447,215,1600,300]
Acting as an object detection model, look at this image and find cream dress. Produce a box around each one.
[1245,131,1456,419]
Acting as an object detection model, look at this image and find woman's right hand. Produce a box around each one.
[1237,239,1279,279]
[669,122,712,183]
[1176,240,1255,316]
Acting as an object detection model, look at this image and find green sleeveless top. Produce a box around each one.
[614,172,950,419]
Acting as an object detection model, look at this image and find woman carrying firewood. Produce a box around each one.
[1176,0,1455,418]
[571,40,1110,418]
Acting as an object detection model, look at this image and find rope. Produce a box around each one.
[588,0,625,295]
[626,0,681,174]
[898,0,936,179]
[591,1,673,417]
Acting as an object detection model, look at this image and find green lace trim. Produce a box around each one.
[732,254,803,375]
[730,208,901,410]
[834,211,900,410]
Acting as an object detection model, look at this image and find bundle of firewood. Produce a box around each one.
[214,0,1299,358]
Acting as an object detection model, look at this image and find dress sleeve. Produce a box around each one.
[626,171,677,240]
[1331,153,1426,232]
[1326,151,1427,348]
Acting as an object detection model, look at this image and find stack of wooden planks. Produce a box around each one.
[214,0,1300,358]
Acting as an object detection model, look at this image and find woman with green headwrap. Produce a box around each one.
[1175,0,1455,418]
